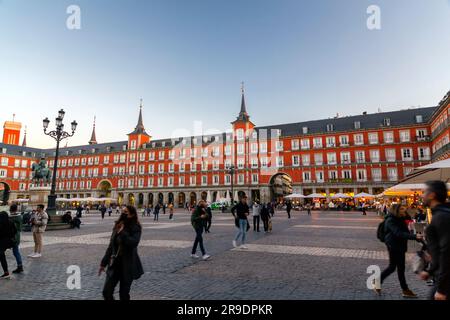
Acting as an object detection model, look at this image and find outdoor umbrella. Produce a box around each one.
[331,193,350,199]
[305,193,326,198]
[400,158,450,184]
[353,192,375,199]
[285,193,305,199]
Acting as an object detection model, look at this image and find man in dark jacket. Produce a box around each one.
[380,204,422,298]
[286,201,292,219]
[419,180,450,300]
[9,204,23,274]
[191,200,210,260]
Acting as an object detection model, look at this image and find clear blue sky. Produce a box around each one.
[1,0,450,148]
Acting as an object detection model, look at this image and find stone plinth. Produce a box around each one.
[28,184,51,207]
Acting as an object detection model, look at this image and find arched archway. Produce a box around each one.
[97,180,112,198]
[190,192,197,206]
[0,182,11,205]
[128,193,135,206]
[168,192,174,205]
[118,192,124,205]
[213,191,218,202]
[138,193,144,207]
[269,173,293,202]
[148,193,154,206]
[158,192,164,204]
[201,191,208,201]
[178,192,186,208]
[237,191,246,201]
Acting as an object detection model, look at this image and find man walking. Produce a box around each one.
[28,204,48,258]
[286,201,292,219]
[191,200,210,260]
[231,196,250,249]
[252,201,261,232]
[419,181,450,300]
[9,204,23,274]
[100,204,107,220]
[260,204,270,233]
[205,204,212,233]
[153,203,160,221]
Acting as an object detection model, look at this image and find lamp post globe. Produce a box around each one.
[43,109,77,216]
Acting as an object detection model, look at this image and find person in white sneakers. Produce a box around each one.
[28,204,48,258]
[190,200,211,260]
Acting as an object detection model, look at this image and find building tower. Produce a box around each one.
[2,114,22,145]
[22,126,27,147]
[128,99,151,149]
[89,116,98,145]
[231,82,255,133]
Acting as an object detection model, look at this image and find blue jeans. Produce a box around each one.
[234,219,247,244]
[12,244,23,266]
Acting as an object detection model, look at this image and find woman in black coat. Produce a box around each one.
[99,205,144,300]
[380,204,422,298]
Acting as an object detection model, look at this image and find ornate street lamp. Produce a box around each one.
[43,109,77,215]
[228,164,236,205]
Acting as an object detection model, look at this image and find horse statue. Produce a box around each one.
[32,158,52,184]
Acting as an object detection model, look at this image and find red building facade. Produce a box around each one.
[0,89,449,207]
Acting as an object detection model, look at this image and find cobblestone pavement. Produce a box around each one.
[0,210,432,300]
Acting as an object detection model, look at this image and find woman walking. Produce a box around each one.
[99,205,144,300]
[231,196,250,249]
[379,204,422,298]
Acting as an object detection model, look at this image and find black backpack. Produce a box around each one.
[377,220,386,243]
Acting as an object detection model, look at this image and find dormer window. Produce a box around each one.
[78,150,82,154]
[415,115,423,123]
[251,131,257,139]
[302,127,308,134]
[203,136,208,143]
[326,124,334,132]
[122,145,127,151]
[193,138,198,144]
[162,142,166,147]
[383,118,391,126]
[236,129,244,140]
[152,142,156,148]
[354,121,361,129]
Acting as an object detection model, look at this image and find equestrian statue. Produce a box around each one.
[32,158,52,184]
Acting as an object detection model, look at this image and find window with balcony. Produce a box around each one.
[356,169,367,182]
[326,136,336,147]
[370,149,380,163]
[327,153,337,164]
[313,137,322,148]
[371,168,382,181]
[401,148,413,161]
[354,134,364,145]
[237,174,245,185]
[341,152,351,164]
[387,168,397,181]
[291,139,299,150]
[368,133,378,144]
[384,131,394,143]
[339,135,349,146]
[355,151,365,163]
[301,139,310,150]
[385,149,396,162]
[302,154,310,166]
[399,130,410,143]
[303,171,311,182]
[292,155,300,167]
[418,147,430,160]
[316,171,324,183]
[314,153,323,165]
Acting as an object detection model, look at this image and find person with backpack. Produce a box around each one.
[0,211,16,279]
[9,204,23,274]
[377,204,423,298]
[419,181,450,300]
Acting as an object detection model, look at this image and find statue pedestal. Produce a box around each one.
[28,184,71,230]
[28,184,51,207]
